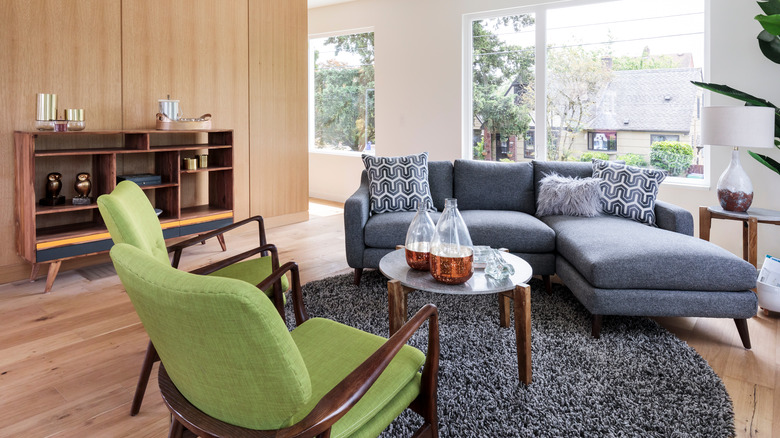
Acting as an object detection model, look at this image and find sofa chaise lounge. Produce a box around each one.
[345,159,758,348]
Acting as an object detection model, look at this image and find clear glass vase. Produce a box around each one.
[405,203,436,270]
[430,198,474,284]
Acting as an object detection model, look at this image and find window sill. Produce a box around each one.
[661,176,710,190]
[309,149,375,157]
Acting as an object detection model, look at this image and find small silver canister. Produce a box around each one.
[158,99,181,120]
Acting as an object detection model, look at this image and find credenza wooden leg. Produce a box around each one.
[44,261,62,293]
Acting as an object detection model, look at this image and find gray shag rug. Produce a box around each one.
[288,271,734,437]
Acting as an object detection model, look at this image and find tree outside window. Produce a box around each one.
[311,32,375,153]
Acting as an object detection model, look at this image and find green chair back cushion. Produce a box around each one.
[110,243,312,429]
[97,181,170,265]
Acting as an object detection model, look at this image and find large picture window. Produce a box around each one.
[309,31,375,154]
[466,0,706,183]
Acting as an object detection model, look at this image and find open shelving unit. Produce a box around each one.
[14,129,234,292]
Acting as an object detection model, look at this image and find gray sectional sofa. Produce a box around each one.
[345,159,758,348]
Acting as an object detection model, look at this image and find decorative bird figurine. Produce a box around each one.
[74,172,92,199]
[45,172,62,199]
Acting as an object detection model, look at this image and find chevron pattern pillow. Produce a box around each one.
[362,152,435,214]
[592,159,667,225]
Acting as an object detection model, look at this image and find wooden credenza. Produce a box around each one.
[14,129,235,292]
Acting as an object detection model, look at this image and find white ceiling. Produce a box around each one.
[308,0,359,8]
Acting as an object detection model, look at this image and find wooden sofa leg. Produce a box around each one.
[734,318,751,350]
[591,315,602,339]
[542,275,552,294]
[354,268,363,286]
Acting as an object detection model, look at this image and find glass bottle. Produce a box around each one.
[430,198,474,284]
[405,203,436,270]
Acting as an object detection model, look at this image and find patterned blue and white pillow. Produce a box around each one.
[592,159,667,225]
[362,152,435,214]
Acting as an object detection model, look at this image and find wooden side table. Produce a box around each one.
[699,206,780,268]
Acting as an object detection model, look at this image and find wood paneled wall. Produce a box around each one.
[0,0,308,285]
[249,0,309,226]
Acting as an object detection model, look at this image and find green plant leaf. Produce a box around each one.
[758,0,780,16]
[748,150,780,175]
[690,81,778,107]
[756,14,780,35]
[758,30,780,63]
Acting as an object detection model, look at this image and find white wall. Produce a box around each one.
[309,0,780,265]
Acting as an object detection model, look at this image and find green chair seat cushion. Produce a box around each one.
[208,256,290,297]
[290,318,425,437]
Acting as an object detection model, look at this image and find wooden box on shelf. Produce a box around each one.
[14,129,234,292]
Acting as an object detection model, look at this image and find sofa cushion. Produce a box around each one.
[427,161,454,212]
[460,210,555,253]
[362,153,435,214]
[453,160,535,214]
[536,173,602,217]
[592,159,666,225]
[365,212,442,249]
[533,161,594,201]
[542,214,757,291]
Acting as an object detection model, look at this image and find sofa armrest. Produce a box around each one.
[655,200,694,236]
[344,171,371,268]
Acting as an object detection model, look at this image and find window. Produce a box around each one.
[466,0,706,183]
[589,131,617,151]
[309,31,375,154]
[651,134,680,143]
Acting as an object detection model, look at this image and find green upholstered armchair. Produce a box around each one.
[110,243,440,438]
[97,180,300,416]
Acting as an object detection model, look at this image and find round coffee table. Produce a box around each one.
[379,248,534,384]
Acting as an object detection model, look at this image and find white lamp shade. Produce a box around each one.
[701,106,775,148]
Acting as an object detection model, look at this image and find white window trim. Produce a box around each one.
[462,0,711,188]
[308,27,375,157]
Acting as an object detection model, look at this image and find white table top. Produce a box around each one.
[379,249,533,295]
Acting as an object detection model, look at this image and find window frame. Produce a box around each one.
[462,0,711,187]
[308,27,376,157]
[588,131,618,152]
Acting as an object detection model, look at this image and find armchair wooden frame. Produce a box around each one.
[130,215,301,416]
[159,304,440,438]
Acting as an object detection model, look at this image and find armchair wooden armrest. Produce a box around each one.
[256,261,309,326]
[284,304,439,438]
[168,216,269,268]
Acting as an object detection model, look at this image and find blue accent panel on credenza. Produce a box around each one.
[37,238,115,262]
[178,218,233,237]
[162,227,180,239]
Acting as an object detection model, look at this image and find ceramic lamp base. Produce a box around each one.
[717,148,753,212]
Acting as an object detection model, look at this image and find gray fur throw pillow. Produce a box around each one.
[536,172,602,217]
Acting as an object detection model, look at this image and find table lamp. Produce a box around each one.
[701,106,775,212]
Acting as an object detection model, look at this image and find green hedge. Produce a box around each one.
[650,141,694,176]
[619,153,648,167]
[579,151,610,162]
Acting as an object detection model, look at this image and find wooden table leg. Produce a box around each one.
[388,280,413,336]
[513,284,532,385]
[746,217,758,268]
[498,291,511,328]
[699,206,711,241]
[44,261,62,293]
[216,233,227,252]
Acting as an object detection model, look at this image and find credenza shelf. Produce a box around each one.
[14,128,235,292]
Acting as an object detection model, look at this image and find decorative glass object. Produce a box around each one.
[716,148,753,212]
[405,203,436,270]
[430,198,474,284]
[485,249,515,281]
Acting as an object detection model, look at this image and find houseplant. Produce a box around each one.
[692,0,780,175]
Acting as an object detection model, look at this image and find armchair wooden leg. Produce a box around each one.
[591,315,603,339]
[130,340,159,416]
[734,318,751,349]
[354,268,363,286]
[168,417,185,438]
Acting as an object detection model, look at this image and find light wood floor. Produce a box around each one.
[0,200,776,437]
